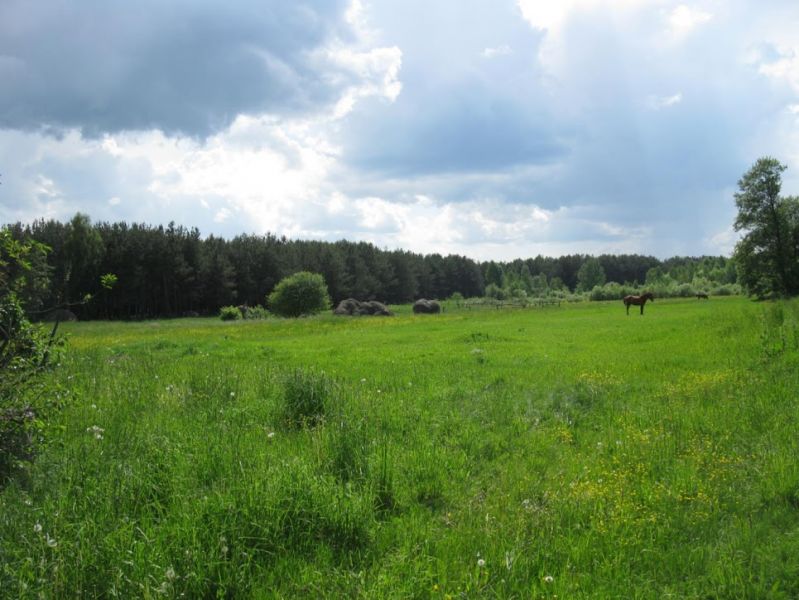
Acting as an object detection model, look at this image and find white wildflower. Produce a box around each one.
[45,534,57,548]
[33,523,42,533]
[543,575,554,584]
[477,558,486,568]
[165,566,176,581]
[267,432,275,440]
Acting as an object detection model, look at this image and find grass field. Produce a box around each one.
[2,296,799,598]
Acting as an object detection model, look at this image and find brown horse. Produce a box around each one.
[623,292,654,315]
[696,292,709,300]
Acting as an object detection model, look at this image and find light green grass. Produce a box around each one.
[2,297,799,598]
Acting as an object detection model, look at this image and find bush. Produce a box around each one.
[219,306,242,321]
[243,305,271,320]
[1,231,64,483]
[589,282,639,301]
[268,272,331,318]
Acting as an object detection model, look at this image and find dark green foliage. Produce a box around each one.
[219,306,242,321]
[577,257,606,291]
[733,157,799,298]
[7,217,488,317]
[268,271,331,318]
[0,229,63,482]
[484,261,505,287]
[7,214,743,317]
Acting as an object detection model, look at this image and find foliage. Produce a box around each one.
[268,271,331,318]
[243,305,271,320]
[484,261,505,287]
[0,229,63,482]
[484,283,509,301]
[7,215,743,319]
[577,256,606,291]
[733,157,799,298]
[218,306,242,321]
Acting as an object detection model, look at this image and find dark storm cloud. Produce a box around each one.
[0,0,353,136]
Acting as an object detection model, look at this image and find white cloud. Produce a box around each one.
[647,92,683,110]
[516,0,650,33]
[667,4,713,39]
[706,225,738,255]
[758,47,799,94]
[327,45,403,118]
[482,44,513,58]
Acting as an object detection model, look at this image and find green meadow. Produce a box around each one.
[2,296,799,598]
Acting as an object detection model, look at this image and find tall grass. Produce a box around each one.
[1,297,798,597]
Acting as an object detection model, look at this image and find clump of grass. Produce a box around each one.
[325,416,370,483]
[281,369,334,428]
[373,442,395,512]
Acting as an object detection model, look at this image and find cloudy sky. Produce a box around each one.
[1,0,798,260]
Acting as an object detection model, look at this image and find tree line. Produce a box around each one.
[4,214,742,320]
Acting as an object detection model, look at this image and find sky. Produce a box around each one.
[1,0,798,261]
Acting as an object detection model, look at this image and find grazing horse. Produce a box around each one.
[696,292,709,300]
[623,292,654,315]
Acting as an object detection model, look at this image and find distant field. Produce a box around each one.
[2,296,799,598]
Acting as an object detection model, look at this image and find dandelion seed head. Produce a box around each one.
[543,575,554,583]
[477,558,486,568]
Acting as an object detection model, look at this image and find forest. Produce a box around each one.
[6,214,738,320]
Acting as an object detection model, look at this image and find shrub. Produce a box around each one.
[243,305,271,320]
[1,231,64,483]
[712,284,741,296]
[485,283,509,301]
[219,306,242,321]
[268,272,331,318]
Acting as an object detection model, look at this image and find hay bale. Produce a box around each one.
[333,298,392,316]
[333,298,361,315]
[413,299,441,314]
[362,301,392,316]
